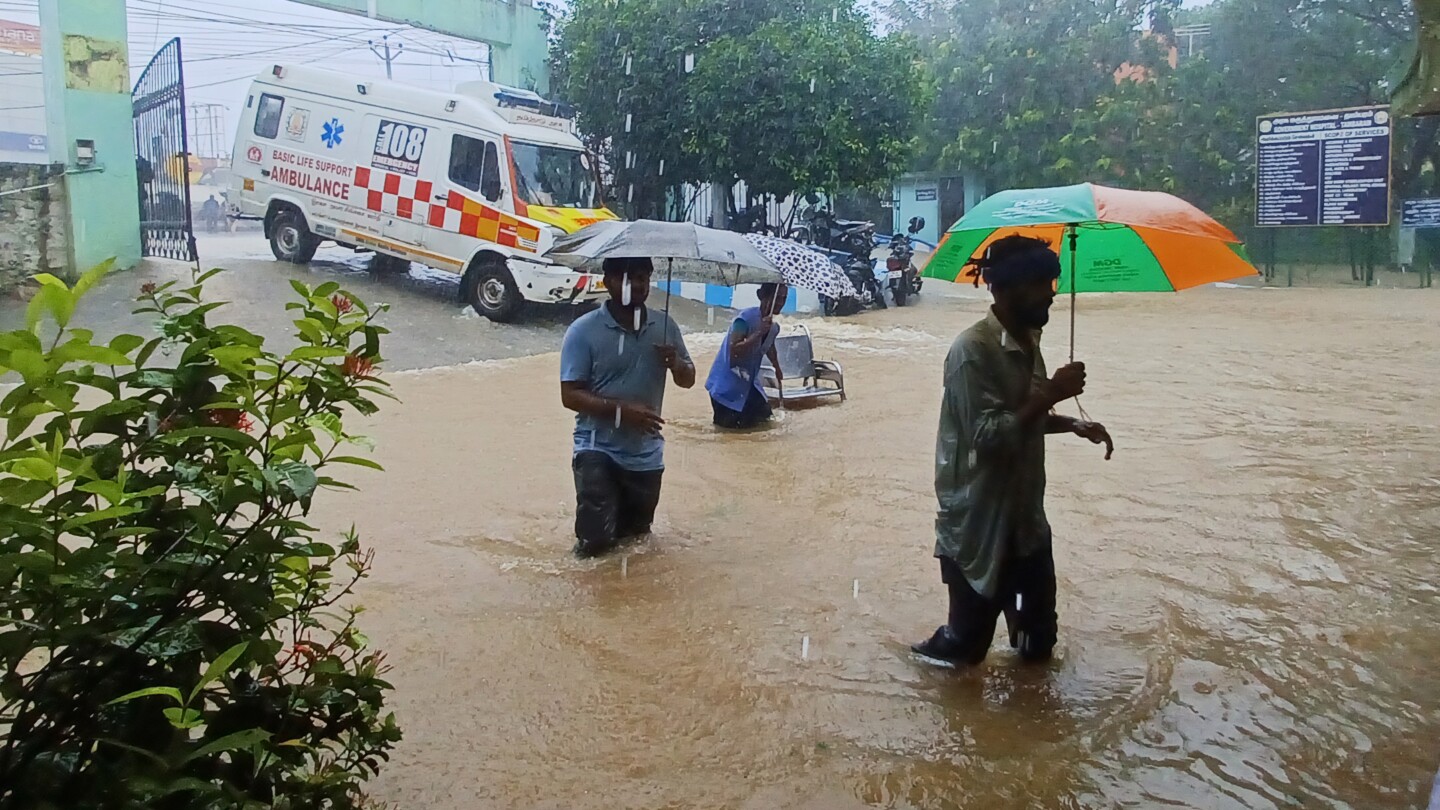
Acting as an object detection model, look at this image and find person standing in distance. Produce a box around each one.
[913,235,1113,667]
[559,257,696,558]
[705,283,789,429]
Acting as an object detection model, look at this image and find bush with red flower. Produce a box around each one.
[0,262,399,808]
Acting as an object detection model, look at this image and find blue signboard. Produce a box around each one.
[0,130,46,153]
[1255,106,1391,227]
[1401,198,1440,229]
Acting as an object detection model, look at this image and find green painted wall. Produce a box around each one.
[39,0,141,273]
[289,0,551,92]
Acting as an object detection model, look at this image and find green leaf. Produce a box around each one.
[263,461,318,501]
[162,427,261,451]
[285,346,348,361]
[10,456,56,483]
[73,259,115,298]
[8,348,46,384]
[182,729,272,764]
[62,504,143,531]
[190,641,248,704]
[76,479,126,505]
[289,279,311,299]
[107,686,184,706]
[306,412,343,441]
[53,341,134,367]
[163,707,204,729]
[26,282,75,332]
[328,455,384,471]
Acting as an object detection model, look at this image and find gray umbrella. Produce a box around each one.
[547,219,785,285]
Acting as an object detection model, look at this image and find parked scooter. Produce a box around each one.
[886,216,925,306]
[726,203,772,236]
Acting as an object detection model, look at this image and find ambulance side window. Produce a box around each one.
[254,94,285,139]
[449,134,503,203]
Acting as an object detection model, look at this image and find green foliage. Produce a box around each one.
[0,263,401,808]
[899,0,1417,236]
[553,0,926,216]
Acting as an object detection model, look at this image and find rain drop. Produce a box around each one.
[614,403,622,428]
[625,113,632,132]
[624,54,633,75]
[616,333,625,357]
[801,635,810,660]
[627,184,634,202]
[832,7,838,21]
[658,158,666,176]
[626,150,634,169]
[622,272,632,306]
[809,77,816,93]
[684,52,695,73]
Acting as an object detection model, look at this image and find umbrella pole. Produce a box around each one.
[1067,224,1078,365]
[664,258,673,345]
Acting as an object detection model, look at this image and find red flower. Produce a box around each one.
[331,294,353,315]
[139,282,158,296]
[341,353,375,379]
[208,409,255,432]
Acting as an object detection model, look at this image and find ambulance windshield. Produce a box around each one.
[510,142,600,209]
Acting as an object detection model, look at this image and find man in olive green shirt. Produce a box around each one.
[913,235,1112,667]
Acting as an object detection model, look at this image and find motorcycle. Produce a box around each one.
[885,216,925,307]
[726,203,772,235]
[820,220,887,315]
[788,193,887,315]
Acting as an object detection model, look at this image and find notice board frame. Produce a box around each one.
[1253,104,1393,229]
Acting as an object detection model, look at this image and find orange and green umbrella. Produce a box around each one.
[923,183,1258,293]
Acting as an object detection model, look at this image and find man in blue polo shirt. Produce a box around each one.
[705,283,788,429]
[559,257,696,558]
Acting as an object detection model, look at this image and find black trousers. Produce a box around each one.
[939,546,1058,664]
[711,386,773,429]
[572,451,663,556]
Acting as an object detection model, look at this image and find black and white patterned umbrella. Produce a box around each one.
[743,233,857,300]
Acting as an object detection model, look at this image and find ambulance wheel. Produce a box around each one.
[371,253,411,275]
[463,258,523,322]
[269,209,320,264]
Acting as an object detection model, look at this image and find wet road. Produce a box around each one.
[0,232,725,371]
[291,281,1438,808]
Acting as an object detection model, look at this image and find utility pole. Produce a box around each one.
[368,34,403,79]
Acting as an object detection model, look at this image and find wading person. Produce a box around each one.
[705,282,788,429]
[559,257,696,558]
[913,235,1113,667]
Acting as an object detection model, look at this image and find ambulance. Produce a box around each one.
[230,65,618,321]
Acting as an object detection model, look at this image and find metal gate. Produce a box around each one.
[132,38,198,262]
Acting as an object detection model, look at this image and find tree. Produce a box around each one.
[893,0,1180,188]
[552,0,925,218]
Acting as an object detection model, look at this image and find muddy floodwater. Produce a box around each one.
[308,283,1439,809]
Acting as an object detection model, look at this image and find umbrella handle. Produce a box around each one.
[1068,224,1078,365]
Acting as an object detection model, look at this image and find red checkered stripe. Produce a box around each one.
[351,165,541,254]
[353,166,433,223]
[426,191,542,254]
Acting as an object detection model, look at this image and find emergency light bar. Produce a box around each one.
[491,86,575,121]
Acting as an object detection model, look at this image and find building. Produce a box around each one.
[0,19,47,164]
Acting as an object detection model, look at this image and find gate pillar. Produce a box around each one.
[39,0,141,273]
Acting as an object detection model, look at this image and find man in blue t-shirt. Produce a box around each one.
[705,283,789,429]
[559,257,696,557]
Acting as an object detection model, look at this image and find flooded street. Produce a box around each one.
[286,278,1440,808]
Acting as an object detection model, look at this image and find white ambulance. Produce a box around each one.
[230,65,618,321]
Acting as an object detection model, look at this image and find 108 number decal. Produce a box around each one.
[375,121,426,162]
